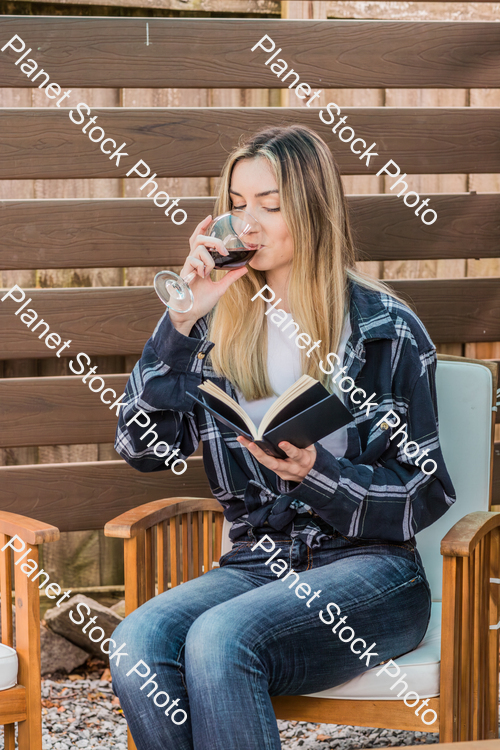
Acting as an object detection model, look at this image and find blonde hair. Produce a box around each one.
[208,124,405,401]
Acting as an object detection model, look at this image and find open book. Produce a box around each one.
[186,374,353,459]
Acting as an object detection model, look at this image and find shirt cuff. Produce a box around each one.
[283,442,342,508]
[151,311,215,373]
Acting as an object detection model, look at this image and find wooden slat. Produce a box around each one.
[0,287,161,359]
[487,527,500,737]
[440,553,460,741]
[472,545,480,737]
[203,510,213,573]
[186,511,194,581]
[169,516,180,588]
[494,442,500,506]
[459,555,470,739]
[15,546,42,750]
[272,695,440,731]
[0,375,129,446]
[376,278,500,344]
[124,533,146,615]
[182,514,189,583]
[3,724,15,750]
[26,0,280,8]
[0,458,212,532]
[214,513,223,562]
[192,511,201,578]
[0,19,498,89]
[144,526,154,600]
[156,521,166,595]
[1,108,499,178]
[0,279,498,364]
[1,194,499,270]
[0,533,14,648]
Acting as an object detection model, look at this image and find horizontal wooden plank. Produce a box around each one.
[393,278,500,344]
[0,286,161,359]
[0,279,499,361]
[0,375,129,447]
[1,108,499,178]
[272,695,440,732]
[2,358,498,447]
[0,685,26,724]
[26,0,281,8]
[0,444,497,534]
[0,19,498,89]
[1,194,499,269]
[0,459,212,532]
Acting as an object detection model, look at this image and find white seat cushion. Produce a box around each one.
[0,642,18,691]
[303,601,441,700]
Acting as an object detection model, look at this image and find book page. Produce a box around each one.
[198,381,258,439]
[256,374,318,439]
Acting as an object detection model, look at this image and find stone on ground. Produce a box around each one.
[45,594,123,659]
[40,623,89,675]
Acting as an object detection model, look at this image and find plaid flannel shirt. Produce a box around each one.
[115,280,456,548]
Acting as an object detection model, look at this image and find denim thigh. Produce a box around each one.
[186,536,432,696]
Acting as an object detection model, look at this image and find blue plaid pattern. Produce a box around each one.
[115,280,456,548]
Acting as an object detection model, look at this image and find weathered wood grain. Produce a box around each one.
[25,0,280,9]
[0,458,212,532]
[0,286,161,358]
[495,443,500,505]
[0,375,129,447]
[0,279,499,360]
[0,19,498,89]
[1,108,499,178]
[1,193,498,269]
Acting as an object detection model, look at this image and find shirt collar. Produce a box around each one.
[347,278,398,352]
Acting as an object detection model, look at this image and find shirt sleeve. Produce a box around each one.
[278,348,456,542]
[114,311,214,472]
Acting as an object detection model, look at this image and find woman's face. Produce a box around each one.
[229,157,294,275]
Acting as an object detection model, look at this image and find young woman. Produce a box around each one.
[110,125,455,750]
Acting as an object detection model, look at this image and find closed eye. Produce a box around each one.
[233,205,280,212]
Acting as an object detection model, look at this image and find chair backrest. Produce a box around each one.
[0,15,499,538]
[221,355,498,599]
[416,356,497,599]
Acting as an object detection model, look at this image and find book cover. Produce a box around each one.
[186,383,354,459]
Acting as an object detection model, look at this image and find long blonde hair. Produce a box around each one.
[208,124,403,401]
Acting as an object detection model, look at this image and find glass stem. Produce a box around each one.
[182,271,197,285]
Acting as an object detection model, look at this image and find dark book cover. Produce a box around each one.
[186,385,354,459]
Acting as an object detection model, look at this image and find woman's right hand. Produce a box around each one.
[169,214,248,333]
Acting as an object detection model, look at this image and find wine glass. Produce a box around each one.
[154,210,262,313]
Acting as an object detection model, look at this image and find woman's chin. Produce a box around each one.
[248,256,271,272]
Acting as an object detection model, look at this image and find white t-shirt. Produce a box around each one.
[236,306,352,458]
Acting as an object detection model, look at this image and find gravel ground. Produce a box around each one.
[0,662,441,749]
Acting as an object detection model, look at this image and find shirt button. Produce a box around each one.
[380,422,389,430]
[197,352,205,359]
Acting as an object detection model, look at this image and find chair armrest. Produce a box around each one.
[0,511,59,544]
[440,510,500,557]
[104,496,222,538]
[440,510,500,741]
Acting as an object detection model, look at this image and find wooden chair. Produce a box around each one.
[0,512,59,750]
[0,11,499,748]
[104,354,499,746]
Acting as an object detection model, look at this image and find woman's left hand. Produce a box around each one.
[236,437,316,482]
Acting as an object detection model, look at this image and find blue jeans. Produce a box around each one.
[110,533,431,750]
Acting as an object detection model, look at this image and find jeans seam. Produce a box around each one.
[220,541,253,563]
[176,642,189,696]
[342,573,430,618]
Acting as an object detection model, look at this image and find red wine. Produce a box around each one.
[209,248,258,269]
